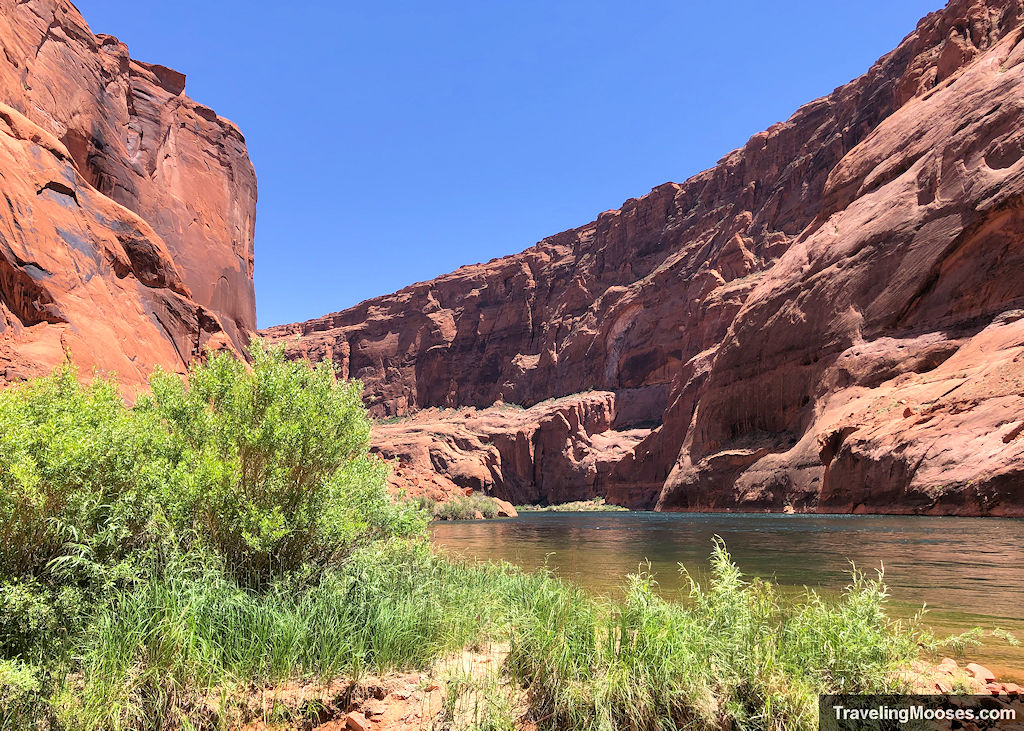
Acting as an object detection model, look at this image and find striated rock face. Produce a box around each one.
[657,12,1024,515]
[374,392,652,507]
[269,0,1024,515]
[0,0,257,386]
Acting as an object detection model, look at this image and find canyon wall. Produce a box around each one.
[0,0,256,387]
[3,0,1018,515]
[268,0,1024,515]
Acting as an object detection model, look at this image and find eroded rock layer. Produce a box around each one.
[0,0,256,386]
[375,392,653,507]
[276,0,1024,515]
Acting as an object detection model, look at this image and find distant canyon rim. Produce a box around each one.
[2,0,1023,515]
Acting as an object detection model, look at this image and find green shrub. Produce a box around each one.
[433,493,500,520]
[0,367,170,585]
[409,492,502,520]
[0,341,425,668]
[0,352,938,731]
[142,341,424,584]
[516,497,628,512]
[0,659,46,728]
[0,580,85,663]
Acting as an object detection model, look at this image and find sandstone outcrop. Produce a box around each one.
[656,4,1024,516]
[375,392,650,506]
[1,0,256,387]
[268,0,1024,515]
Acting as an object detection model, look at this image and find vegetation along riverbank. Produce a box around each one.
[515,497,628,513]
[0,344,1016,730]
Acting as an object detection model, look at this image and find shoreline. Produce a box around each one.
[163,650,1022,731]
[514,497,628,513]
[402,493,963,521]
[439,499,1024,520]
[431,511,1024,685]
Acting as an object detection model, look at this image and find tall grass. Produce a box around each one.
[50,542,548,729]
[48,541,923,731]
[516,497,627,512]
[503,540,921,731]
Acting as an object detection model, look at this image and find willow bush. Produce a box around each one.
[0,342,423,664]
[140,343,424,584]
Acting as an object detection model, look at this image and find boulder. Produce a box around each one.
[492,497,519,518]
[967,663,997,684]
[344,711,370,731]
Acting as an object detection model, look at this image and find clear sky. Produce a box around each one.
[73,0,941,328]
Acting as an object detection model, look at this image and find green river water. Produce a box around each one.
[431,512,1024,682]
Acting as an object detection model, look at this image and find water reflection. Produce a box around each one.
[432,512,1024,679]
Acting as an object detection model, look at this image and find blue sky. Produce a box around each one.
[74,0,941,328]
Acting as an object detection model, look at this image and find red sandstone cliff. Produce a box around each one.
[266,0,1024,516]
[0,0,256,386]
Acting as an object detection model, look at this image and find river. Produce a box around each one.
[431,511,1024,681]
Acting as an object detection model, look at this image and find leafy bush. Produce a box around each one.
[0,341,425,668]
[516,497,627,512]
[0,351,940,731]
[410,493,502,520]
[0,659,46,728]
[0,368,169,585]
[433,493,500,520]
[0,580,85,663]
[142,342,424,584]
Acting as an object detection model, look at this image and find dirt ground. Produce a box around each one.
[232,643,534,731]
[224,650,1018,731]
